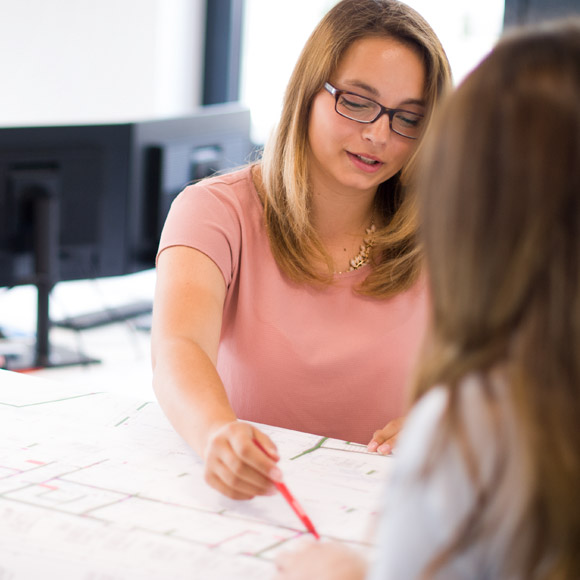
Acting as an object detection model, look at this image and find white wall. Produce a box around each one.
[0,0,205,126]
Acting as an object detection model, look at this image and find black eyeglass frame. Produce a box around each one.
[324,82,424,140]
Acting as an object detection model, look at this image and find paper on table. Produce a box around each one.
[0,370,394,579]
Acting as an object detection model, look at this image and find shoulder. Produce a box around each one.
[391,372,519,535]
[180,165,257,201]
[395,386,448,462]
[369,376,506,579]
[168,165,262,225]
[402,374,502,440]
[397,374,509,483]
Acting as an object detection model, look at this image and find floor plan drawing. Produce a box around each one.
[0,370,393,579]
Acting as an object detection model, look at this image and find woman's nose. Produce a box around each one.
[361,114,391,145]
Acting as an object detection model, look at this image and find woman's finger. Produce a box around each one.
[204,422,281,498]
[367,416,405,454]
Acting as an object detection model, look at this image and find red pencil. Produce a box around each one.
[252,438,320,539]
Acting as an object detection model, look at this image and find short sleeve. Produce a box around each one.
[156,178,243,288]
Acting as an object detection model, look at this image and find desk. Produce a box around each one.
[0,369,393,579]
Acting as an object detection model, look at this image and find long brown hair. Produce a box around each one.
[258,0,451,296]
[414,19,580,579]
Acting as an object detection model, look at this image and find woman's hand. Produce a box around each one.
[203,421,282,500]
[274,540,367,580]
[366,415,405,455]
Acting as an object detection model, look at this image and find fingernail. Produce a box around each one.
[270,467,283,482]
[367,441,379,452]
[266,486,278,496]
[377,444,392,455]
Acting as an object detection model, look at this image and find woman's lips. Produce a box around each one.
[347,151,384,173]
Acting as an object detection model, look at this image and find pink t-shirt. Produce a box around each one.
[158,166,427,444]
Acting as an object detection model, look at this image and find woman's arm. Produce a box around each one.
[151,246,281,499]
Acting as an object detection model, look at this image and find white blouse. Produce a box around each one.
[368,374,532,579]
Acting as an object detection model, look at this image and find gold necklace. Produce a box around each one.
[335,221,376,274]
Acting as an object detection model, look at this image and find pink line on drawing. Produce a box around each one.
[39,483,58,490]
[209,530,257,549]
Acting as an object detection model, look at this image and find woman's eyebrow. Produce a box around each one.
[341,80,425,108]
[343,80,381,96]
[399,97,426,107]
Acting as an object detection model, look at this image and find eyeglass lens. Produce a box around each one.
[335,93,422,138]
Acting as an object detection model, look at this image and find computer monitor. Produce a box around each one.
[0,103,253,369]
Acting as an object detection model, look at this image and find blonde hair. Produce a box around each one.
[258,0,451,296]
[414,19,580,579]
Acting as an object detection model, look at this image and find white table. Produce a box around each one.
[0,369,393,579]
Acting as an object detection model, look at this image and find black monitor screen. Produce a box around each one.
[0,124,132,286]
[0,103,253,288]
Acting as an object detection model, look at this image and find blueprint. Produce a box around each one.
[0,370,394,579]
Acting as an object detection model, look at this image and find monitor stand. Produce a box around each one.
[52,300,153,331]
[1,341,98,371]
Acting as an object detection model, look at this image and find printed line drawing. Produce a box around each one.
[0,373,393,579]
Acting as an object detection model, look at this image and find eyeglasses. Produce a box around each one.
[324,82,424,140]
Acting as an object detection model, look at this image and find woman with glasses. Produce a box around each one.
[152,0,451,500]
[275,18,580,580]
